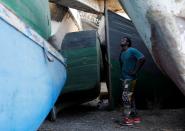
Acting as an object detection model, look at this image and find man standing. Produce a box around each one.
[119,37,145,125]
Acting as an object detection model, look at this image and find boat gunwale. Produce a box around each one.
[0,3,66,65]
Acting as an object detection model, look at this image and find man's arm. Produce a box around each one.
[129,48,146,75]
[131,57,146,75]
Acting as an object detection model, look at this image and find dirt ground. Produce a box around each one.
[38,100,185,131]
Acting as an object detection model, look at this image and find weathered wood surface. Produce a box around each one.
[0,4,66,131]
[50,0,101,14]
[49,0,123,13]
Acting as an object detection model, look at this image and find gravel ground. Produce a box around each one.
[39,100,185,131]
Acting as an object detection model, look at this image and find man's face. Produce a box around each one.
[120,38,128,50]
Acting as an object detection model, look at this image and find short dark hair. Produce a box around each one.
[125,37,132,47]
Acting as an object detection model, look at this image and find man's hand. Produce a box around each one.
[129,71,136,76]
[131,57,146,76]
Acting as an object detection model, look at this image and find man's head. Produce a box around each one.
[120,37,132,50]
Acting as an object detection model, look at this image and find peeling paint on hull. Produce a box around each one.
[0,4,66,131]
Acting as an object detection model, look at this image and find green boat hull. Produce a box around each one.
[0,0,51,39]
[58,30,101,106]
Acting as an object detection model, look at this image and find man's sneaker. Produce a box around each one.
[123,117,134,126]
[132,117,141,123]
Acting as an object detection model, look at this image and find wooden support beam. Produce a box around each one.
[49,0,102,14]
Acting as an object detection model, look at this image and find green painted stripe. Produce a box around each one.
[61,31,101,94]
[0,0,51,39]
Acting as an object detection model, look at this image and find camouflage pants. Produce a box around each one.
[121,79,137,118]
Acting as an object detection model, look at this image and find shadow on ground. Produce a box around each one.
[39,100,185,131]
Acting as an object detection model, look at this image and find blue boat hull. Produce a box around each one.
[0,18,66,130]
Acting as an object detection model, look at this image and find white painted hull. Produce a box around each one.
[119,0,185,95]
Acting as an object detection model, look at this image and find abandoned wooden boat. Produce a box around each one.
[54,30,101,111]
[0,3,66,131]
[119,0,185,95]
